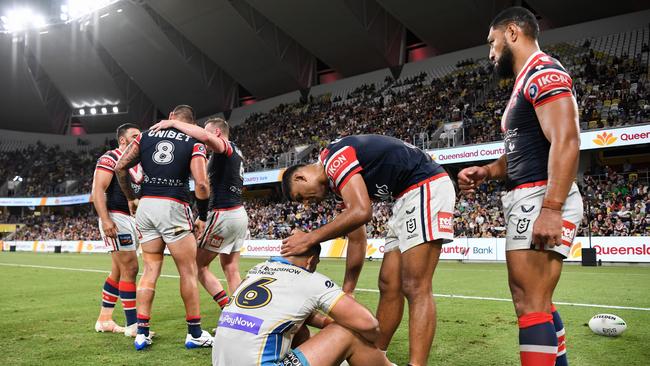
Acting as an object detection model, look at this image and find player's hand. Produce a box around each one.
[127,199,139,216]
[194,218,206,241]
[532,208,563,249]
[281,229,314,256]
[102,218,118,239]
[150,119,177,132]
[457,166,489,193]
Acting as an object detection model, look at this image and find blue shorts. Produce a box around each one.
[277,348,310,366]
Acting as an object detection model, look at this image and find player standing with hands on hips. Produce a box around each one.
[458,7,582,366]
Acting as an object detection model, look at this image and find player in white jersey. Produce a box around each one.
[212,244,394,366]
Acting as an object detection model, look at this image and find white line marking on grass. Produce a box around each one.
[2,262,650,312]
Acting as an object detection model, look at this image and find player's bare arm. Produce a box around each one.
[458,154,507,193]
[306,312,334,329]
[190,152,210,234]
[533,96,580,248]
[150,119,229,154]
[342,225,367,294]
[92,169,117,238]
[281,174,372,255]
[115,141,141,211]
[328,294,380,343]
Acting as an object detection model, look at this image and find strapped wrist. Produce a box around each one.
[542,199,563,211]
[196,198,209,221]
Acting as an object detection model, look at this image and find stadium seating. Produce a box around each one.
[3,167,647,240]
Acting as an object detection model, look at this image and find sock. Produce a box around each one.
[552,304,568,366]
[518,312,558,366]
[212,290,229,310]
[137,314,150,337]
[119,281,137,326]
[187,316,202,338]
[101,277,120,309]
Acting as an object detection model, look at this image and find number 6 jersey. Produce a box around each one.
[134,128,207,203]
[212,257,345,366]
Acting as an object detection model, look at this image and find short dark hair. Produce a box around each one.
[116,123,140,141]
[281,164,306,200]
[205,117,229,136]
[490,6,539,39]
[172,104,195,122]
[295,242,322,258]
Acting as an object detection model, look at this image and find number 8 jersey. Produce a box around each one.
[135,128,207,203]
[212,257,345,366]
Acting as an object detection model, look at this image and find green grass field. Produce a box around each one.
[1,252,649,365]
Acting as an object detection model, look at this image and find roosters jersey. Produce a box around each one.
[95,148,143,214]
[212,257,344,366]
[208,141,244,209]
[501,51,577,190]
[134,128,207,203]
[319,134,446,201]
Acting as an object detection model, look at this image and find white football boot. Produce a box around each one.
[134,333,153,350]
[95,320,125,333]
[184,330,214,349]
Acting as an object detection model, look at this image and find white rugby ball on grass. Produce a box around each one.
[588,314,627,337]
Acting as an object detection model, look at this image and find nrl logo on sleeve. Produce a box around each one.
[516,218,530,234]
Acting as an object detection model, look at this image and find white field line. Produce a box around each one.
[2,262,650,312]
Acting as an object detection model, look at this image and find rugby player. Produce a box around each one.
[115,105,213,350]
[281,134,455,366]
[150,117,247,309]
[92,123,143,336]
[458,7,582,366]
[212,243,395,366]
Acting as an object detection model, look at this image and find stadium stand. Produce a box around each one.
[1,25,649,241]
[228,26,649,171]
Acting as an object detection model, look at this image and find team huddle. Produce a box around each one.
[91,7,582,366]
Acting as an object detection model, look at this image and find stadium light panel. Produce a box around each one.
[78,108,85,115]
[61,0,118,22]
[101,107,107,114]
[1,8,48,33]
[112,106,119,113]
[90,107,97,115]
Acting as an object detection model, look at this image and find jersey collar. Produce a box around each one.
[269,256,312,272]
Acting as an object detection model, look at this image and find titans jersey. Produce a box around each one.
[95,148,143,214]
[208,141,244,209]
[135,128,207,203]
[501,51,576,190]
[212,257,344,366]
[319,134,446,201]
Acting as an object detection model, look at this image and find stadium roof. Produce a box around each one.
[0,0,649,133]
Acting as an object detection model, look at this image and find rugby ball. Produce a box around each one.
[588,314,627,337]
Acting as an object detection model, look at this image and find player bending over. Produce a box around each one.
[150,117,247,311]
[282,134,455,366]
[115,105,213,350]
[458,7,582,366]
[92,123,143,336]
[212,243,395,366]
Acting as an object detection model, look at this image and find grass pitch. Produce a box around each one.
[1,252,649,365]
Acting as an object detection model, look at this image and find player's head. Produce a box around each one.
[488,6,539,78]
[116,123,140,148]
[287,242,322,272]
[282,163,329,203]
[205,117,230,139]
[170,104,195,124]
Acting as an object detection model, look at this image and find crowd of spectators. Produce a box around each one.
[4,168,647,241]
[8,207,100,241]
[231,40,649,170]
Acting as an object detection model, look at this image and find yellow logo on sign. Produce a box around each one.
[366,244,377,257]
[593,132,617,146]
[570,241,582,259]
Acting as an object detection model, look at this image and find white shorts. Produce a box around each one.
[502,182,583,258]
[135,197,194,244]
[99,212,140,252]
[198,206,248,254]
[385,174,455,253]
